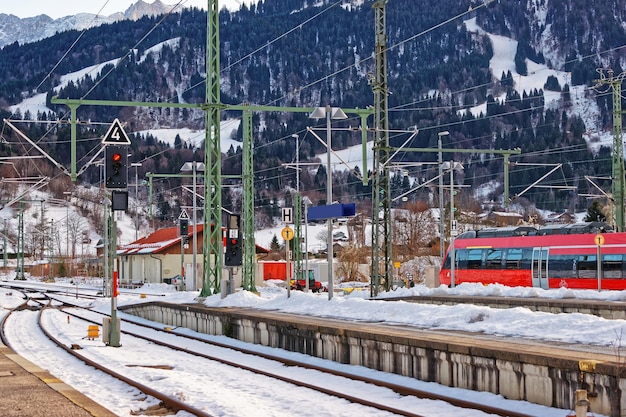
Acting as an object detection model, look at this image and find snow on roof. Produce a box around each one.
[117,225,204,255]
[491,211,523,217]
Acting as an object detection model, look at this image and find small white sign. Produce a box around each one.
[282,207,294,224]
[102,118,131,145]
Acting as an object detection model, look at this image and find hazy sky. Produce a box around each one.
[1,0,253,19]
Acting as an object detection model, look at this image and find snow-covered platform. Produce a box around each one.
[122,301,625,416]
[0,343,116,417]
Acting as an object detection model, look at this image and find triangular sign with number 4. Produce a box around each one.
[102,118,131,145]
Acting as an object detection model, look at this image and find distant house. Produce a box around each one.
[487,211,524,226]
[117,225,206,287]
[332,231,349,242]
[545,211,575,224]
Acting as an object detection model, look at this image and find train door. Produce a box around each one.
[531,247,549,289]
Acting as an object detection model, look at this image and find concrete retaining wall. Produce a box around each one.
[121,302,625,416]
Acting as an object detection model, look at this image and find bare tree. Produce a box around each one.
[316,229,328,250]
[66,214,89,260]
[347,213,367,247]
[393,201,436,259]
[336,245,367,282]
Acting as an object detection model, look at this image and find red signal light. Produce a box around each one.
[105,145,128,189]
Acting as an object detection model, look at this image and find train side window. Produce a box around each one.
[505,248,523,269]
[578,255,596,278]
[467,248,484,269]
[520,248,533,269]
[602,254,623,279]
[486,249,502,269]
[550,255,576,278]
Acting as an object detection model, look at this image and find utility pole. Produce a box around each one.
[131,162,142,241]
[594,69,626,231]
[17,205,24,280]
[2,220,7,274]
[438,131,448,260]
[292,134,303,286]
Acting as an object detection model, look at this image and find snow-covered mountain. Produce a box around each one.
[0,0,177,48]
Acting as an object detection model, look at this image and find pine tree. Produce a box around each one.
[584,200,606,222]
[270,235,281,252]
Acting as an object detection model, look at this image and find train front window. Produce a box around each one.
[455,249,468,269]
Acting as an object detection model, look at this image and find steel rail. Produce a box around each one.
[60,302,535,417]
[36,303,214,417]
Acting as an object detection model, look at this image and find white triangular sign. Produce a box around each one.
[102,119,131,145]
[179,209,190,220]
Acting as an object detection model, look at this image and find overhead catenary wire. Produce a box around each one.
[34,0,115,93]
[5,1,622,211]
[4,0,194,181]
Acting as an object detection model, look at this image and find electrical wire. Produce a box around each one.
[6,1,623,211]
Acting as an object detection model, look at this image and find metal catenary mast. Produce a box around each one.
[594,69,626,232]
[201,0,224,296]
[371,0,393,296]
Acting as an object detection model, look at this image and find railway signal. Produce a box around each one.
[225,214,242,267]
[105,145,128,189]
[179,210,190,236]
[179,219,189,236]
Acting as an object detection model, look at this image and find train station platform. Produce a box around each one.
[122,300,625,416]
[0,343,116,417]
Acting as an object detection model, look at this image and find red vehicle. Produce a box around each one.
[290,270,325,293]
[439,223,626,290]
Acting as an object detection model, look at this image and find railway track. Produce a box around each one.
[0,285,568,416]
[1,298,210,416]
[53,295,536,417]
[0,279,167,299]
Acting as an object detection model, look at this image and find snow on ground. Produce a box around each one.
[199,282,626,348]
[133,118,241,150]
[0,279,619,416]
[31,277,626,349]
[8,93,51,117]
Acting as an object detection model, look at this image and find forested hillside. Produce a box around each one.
[0,0,625,220]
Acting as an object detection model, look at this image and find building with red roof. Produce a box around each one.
[117,224,271,291]
[117,224,205,290]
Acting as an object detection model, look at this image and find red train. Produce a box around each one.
[439,222,626,290]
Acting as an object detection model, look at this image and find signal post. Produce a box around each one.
[223,214,242,298]
[102,119,130,347]
[179,210,190,291]
[281,207,294,298]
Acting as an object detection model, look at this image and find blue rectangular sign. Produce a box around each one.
[308,203,356,221]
